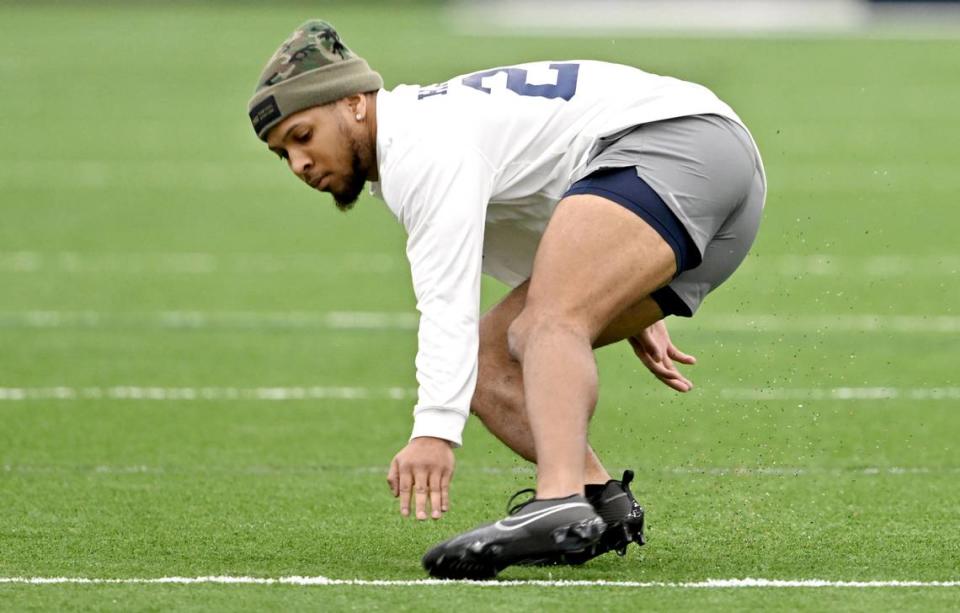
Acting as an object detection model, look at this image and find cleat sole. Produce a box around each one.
[423,539,505,580]
[423,517,607,580]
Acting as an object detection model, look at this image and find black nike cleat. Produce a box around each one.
[538,470,646,566]
[422,493,606,580]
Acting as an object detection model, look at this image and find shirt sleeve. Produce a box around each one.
[380,139,495,447]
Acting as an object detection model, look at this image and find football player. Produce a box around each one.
[248,20,766,579]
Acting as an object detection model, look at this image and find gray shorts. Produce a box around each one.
[576,114,766,316]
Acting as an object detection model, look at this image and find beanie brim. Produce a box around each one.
[248,57,383,141]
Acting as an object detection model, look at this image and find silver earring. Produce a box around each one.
[356,113,363,121]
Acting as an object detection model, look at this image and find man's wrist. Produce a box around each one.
[410,407,467,448]
[410,435,454,448]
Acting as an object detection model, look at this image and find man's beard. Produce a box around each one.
[331,123,371,212]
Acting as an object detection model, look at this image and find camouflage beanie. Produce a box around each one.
[247,20,383,141]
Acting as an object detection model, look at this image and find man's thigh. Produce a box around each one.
[520,193,676,341]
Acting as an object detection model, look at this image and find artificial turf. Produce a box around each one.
[1,2,958,610]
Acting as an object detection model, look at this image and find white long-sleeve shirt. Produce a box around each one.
[369,60,745,446]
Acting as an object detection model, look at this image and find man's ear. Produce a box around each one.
[345,94,365,118]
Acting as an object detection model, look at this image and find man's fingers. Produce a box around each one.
[638,329,664,362]
[667,344,697,364]
[660,356,693,390]
[643,354,692,391]
[413,470,430,521]
[440,469,451,513]
[398,468,412,517]
[635,349,658,373]
[646,355,680,380]
[632,339,665,371]
[653,363,691,391]
[662,374,692,392]
[428,471,442,519]
[630,324,694,392]
[387,459,399,497]
[665,354,694,390]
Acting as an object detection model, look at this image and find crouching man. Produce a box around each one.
[247,20,766,579]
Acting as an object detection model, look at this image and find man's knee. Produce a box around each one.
[507,308,591,362]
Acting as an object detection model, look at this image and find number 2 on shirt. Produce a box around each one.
[462,63,580,101]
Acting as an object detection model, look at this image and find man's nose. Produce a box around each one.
[290,150,313,178]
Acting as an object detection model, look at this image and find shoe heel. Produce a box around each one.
[623,511,645,546]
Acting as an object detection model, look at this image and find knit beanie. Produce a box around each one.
[247,20,383,141]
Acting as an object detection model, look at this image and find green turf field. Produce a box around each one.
[1,2,959,610]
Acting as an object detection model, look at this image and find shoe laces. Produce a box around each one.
[505,488,537,515]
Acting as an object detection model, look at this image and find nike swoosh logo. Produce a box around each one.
[494,502,594,532]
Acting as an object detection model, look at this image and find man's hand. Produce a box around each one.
[387,436,455,520]
[628,320,697,392]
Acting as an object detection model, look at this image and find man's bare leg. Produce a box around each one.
[472,281,667,485]
[505,195,676,499]
[473,282,609,484]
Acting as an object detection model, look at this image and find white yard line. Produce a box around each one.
[0,386,416,401]
[690,314,960,333]
[0,576,957,588]
[0,386,959,403]
[3,310,960,333]
[0,251,401,275]
[0,311,420,330]
[1,251,957,277]
[720,387,960,401]
[4,464,958,477]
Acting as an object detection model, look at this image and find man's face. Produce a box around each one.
[266,102,372,210]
